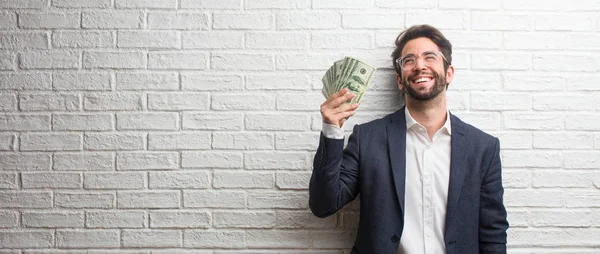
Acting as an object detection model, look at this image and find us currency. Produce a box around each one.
[321,57,376,105]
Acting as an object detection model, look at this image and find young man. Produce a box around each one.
[310,24,509,254]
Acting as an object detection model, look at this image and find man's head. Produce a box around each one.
[391,25,454,101]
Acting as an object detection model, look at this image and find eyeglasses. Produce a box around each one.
[397,51,448,70]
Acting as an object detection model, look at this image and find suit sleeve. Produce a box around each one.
[479,138,509,253]
[309,124,361,218]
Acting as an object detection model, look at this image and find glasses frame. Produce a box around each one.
[396,51,449,70]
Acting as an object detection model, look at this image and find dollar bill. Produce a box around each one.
[321,57,376,105]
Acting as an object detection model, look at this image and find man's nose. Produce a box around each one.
[414,56,427,70]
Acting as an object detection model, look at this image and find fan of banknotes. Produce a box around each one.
[321,56,377,104]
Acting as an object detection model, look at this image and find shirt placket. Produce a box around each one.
[421,129,435,254]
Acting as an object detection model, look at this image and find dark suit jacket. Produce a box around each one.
[310,107,508,254]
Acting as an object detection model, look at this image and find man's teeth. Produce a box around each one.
[414,77,430,83]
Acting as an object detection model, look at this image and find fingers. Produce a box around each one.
[320,89,359,127]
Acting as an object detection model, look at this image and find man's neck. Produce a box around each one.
[405,94,448,139]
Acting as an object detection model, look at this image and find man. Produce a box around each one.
[309,24,509,254]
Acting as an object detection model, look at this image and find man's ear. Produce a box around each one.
[396,74,404,91]
[445,65,455,85]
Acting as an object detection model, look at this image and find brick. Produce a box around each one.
[82,11,143,29]
[212,53,273,71]
[567,191,600,208]
[535,14,595,31]
[504,113,564,131]
[490,132,532,150]
[0,230,53,248]
[504,190,564,208]
[342,12,403,29]
[0,134,15,151]
[148,12,208,30]
[246,114,310,131]
[148,92,209,110]
[500,169,531,188]
[86,211,146,228]
[245,152,308,170]
[445,31,502,49]
[506,209,528,228]
[53,113,113,131]
[182,112,243,130]
[118,191,180,208]
[566,75,600,91]
[503,73,564,91]
[117,31,179,49]
[276,12,341,29]
[122,230,181,247]
[0,52,15,70]
[276,211,337,229]
[116,72,179,91]
[319,0,373,8]
[148,132,210,150]
[0,93,17,111]
[182,151,243,169]
[564,152,600,169]
[55,192,114,208]
[504,0,565,10]
[534,54,595,72]
[566,114,600,130]
[148,52,207,70]
[472,52,531,70]
[214,12,272,30]
[213,132,273,150]
[0,32,47,49]
[213,172,273,189]
[150,211,210,228]
[446,91,468,111]
[246,230,309,248]
[83,51,146,69]
[213,211,275,228]
[276,53,341,70]
[183,230,245,248]
[406,11,468,29]
[182,32,243,49]
[439,0,500,9]
[181,0,241,9]
[56,230,119,248]
[20,133,80,151]
[310,231,355,248]
[502,151,562,168]
[84,92,143,111]
[567,33,600,51]
[117,113,178,131]
[246,0,308,9]
[212,93,274,110]
[53,72,111,91]
[52,0,111,8]
[184,191,245,208]
[276,172,310,190]
[20,51,79,69]
[531,210,592,228]
[0,73,51,90]
[84,172,145,190]
[0,153,51,171]
[248,192,308,209]
[311,32,371,49]
[22,211,84,228]
[246,32,308,49]
[533,171,593,188]
[182,74,243,91]
[506,32,568,50]
[0,114,50,131]
[470,92,531,110]
[22,172,81,189]
[0,173,18,189]
[19,93,79,111]
[0,13,16,29]
[116,0,177,9]
[0,191,52,208]
[472,12,531,31]
[53,152,114,171]
[452,112,501,131]
[53,31,113,48]
[149,171,210,189]
[117,152,178,170]
[276,93,321,111]
[19,12,79,29]
[533,132,593,149]
[246,74,311,90]
[0,210,18,227]
[596,134,600,150]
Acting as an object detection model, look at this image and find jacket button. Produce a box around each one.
[391,235,399,243]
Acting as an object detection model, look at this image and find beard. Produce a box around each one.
[401,70,447,101]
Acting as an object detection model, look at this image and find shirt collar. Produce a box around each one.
[404,107,452,136]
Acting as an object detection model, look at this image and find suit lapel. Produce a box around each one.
[387,108,407,214]
[445,114,468,231]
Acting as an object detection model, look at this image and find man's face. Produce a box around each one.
[397,37,454,101]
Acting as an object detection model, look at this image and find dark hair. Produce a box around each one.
[391,24,452,76]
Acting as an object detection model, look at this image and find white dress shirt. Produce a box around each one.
[321,107,452,254]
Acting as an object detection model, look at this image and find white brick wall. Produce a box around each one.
[0,0,598,252]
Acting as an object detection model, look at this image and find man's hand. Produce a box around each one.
[320,88,359,128]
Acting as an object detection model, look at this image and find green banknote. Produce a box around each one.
[321,57,376,105]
